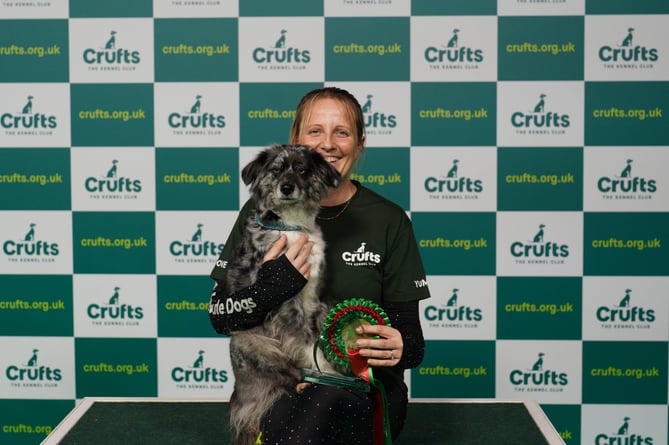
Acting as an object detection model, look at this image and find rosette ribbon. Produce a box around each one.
[319,298,393,445]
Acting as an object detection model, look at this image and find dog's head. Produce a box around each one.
[242,144,341,215]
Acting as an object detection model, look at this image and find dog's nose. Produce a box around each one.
[280,183,294,196]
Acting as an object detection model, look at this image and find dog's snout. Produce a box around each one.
[280,183,294,196]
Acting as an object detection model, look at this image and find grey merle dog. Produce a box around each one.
[226,144,342,445]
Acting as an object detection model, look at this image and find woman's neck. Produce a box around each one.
[321,178,356,207]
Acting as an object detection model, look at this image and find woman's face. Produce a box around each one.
[297,98,363,179]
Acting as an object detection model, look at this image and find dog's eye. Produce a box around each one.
[298,168,306,175]
[270,166,281,174]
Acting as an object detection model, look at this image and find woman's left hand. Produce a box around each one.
[354,324,403,367]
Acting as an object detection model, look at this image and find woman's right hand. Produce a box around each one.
[263,234,313,279]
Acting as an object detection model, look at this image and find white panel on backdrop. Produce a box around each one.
[0,337,75,399]
[0,211,73,275]
[70,147,156,211]
[238,17,324,82]
[157,337,234,400]
[324,0,410,17]
[410,16,498,82]
[496,211,583,277]
[0,2,68,18]
[582,276,669,342]
[152,0,238,18]
[0,83,71,148]
[69,19,155,83]
[154,82,240,148]
[581,404,668,445]
[155,211,237,276]
[73,275,158,338]
[584,146,669,212]
[421,275,497,341]
[496,340,582,404]
[497,81,584,147]
[327,82,411,147]
[410,146,497,212]
[585,15,669,81]
[497,0,585,16]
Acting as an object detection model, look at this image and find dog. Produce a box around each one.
[225,144,342,445]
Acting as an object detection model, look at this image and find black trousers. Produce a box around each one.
[259,373,408,444]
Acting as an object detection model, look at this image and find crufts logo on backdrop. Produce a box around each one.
[424,27,484,69]
[252,28,311,69]
[1,94,57,136]
[82,30,140,71]
[597,158,657,199]
[596,288,655,329]
[598,26,659,69]
[169,224,223,263]
[510,223,569,264]
[5,348,62,389]
[595,416,654,445]
[360,93,397,135]
[86,286,144,326]
[424,158,483,200]
[2,223,59,262]
[84,159,143,199]
[167,94,226,135]
[511,93,570,135]
[509,352,568,393]
[171,349,228,389]
[423,288,483,329]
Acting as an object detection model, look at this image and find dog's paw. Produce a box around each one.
[295,382,311,394]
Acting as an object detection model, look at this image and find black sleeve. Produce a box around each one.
[384,300,425,370]
[208,254,307,335]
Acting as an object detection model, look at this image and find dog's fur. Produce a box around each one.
[226,144,341,445]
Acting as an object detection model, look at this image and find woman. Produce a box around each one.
[209,87,431,444]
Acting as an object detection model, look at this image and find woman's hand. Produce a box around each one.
[354,324,404,367]
[263,234,313,279]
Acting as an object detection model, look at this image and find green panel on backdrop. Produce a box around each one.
[325,17,410,81]
[239,0,323,16]
[497,277,582,340]
[69,0,152,17]
[155,148,239,211]
[586,0,669,14]
[412,212,496,276]
[541,404,581,445]
[0,275,73,336]
[73,211,156,274]
[411,340,496,398]
[0,400,74,445]
[351,147,410,211]
[498,147,583,211]
[412,0,497,15]
[157,275,221,338]
[239,82,322,146]
[0,20,69,82]
[0,148,71,210]
[75,338,157,398]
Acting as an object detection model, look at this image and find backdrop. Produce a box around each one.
[1,1,668,444]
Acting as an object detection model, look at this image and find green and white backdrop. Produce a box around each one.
[1,0,668,443]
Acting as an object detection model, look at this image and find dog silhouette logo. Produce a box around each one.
[361,94,373,113]
[26,349,39,367]
[617,417,630,435]
[24,223,36,241]
[274,29,287,48]
[191,223,204,242]
[22,95,34,114]
[192,350,205,368]
[106,159,118,178]
[532,224,546,243]
[446,159,459,178]
[108,286,121,305]
[190,95,203,114]
[446,288,459,307]
[620,159,633,178]
[621,28,634,47]
[533,94,546,113]
[531,352,544,371]
[105,31,117,50]
[447,28,459,48]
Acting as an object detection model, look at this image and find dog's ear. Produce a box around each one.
[308,147,341,189]
[241,149,270,186]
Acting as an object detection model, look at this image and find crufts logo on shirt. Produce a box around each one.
[252,29,311,65]
[87,286,144,324]
[2,223,59,260]
[510,224,569,261]
[509,352,568,390]
[341,242,381,266]
[597,158,657,196]
[5,348,63,385]
[598,27,659,64]
[595,417,654,445]
[596,288,655,327]
[170,350,228,386]
[83,30,141,66]
[168,94,226,132]
[511,93,570,134]
[424,27,484,65]
[1,95,57,131]
[424,158,483,197]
